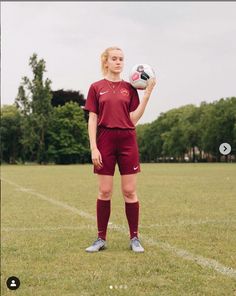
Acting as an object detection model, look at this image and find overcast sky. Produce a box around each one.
[1,2,236,124]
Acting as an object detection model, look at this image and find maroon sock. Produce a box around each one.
[125,201,139,239]
[96,199,111,241]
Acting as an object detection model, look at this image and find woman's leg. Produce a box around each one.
[121,174,144,252]
[121,174,139,239]
[96,174,113,240]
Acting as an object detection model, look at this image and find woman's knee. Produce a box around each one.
[98,186,112,200]
[97,175,113,200]
[122,186,137,200]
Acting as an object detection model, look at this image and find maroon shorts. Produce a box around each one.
[94,127,141,176]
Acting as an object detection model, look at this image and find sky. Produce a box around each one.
[1,2,236,124]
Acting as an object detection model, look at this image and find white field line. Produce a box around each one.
[3,220,235,233]
[2,177,236,279]
[139,219,236,228]
[1,224,124,232]
[1,226,97,232]
[1,178,96,221]
[2,222,235,233]
[1,224,125,233]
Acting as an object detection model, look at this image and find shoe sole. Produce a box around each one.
[85,245,106,253]
[130,245,144,253]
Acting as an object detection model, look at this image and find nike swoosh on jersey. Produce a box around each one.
[133,166,139,170]
[100,91,109,95]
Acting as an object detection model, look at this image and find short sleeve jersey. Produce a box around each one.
[84,79,140,129]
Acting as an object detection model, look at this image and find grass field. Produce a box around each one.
[1,163,236,296]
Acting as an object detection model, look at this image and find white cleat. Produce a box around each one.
[85,238,106,253]
[130,237,144,253]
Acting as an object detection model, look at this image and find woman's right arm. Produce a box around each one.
[88,112,103,169]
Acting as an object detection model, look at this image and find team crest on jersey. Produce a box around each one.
[120,88,129,96]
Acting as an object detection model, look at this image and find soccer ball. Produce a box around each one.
[129,64,155,90]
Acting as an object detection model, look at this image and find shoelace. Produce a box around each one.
[132,238,141,247]
[93,239,103,246]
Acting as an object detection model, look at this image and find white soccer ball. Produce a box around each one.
[129,64,155,90]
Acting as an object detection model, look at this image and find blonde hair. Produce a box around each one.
[101,46,123,76]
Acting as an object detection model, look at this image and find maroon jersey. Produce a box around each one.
[84,79,140,129]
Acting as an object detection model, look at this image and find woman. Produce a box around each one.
[84,46,156,253]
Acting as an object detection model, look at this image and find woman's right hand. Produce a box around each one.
[144,78,156,97]
[91,148,103,169]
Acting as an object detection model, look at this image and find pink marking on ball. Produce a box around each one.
[132,73,140,81]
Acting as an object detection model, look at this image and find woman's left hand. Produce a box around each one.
[144,78,156,97]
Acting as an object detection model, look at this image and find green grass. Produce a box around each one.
[1,163,236,296]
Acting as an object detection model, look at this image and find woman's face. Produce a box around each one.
[105,49,124,75]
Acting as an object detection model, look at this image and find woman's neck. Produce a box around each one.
[104,72,122,82]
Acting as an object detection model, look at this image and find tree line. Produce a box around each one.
[1,53,235,164]
[136,98,236,162]
[1,54,90,164]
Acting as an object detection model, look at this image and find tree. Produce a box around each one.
[178,105,201,162]
[136,123,152,161]
[15,53,53,163]
[51,89,85,107]
[136,98,236,163]
[0,105,22,163]
[47,102,90,164]
[199,98,236,161]
[51,89,88,123]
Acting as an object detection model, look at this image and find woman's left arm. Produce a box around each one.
[130,78,156,125]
